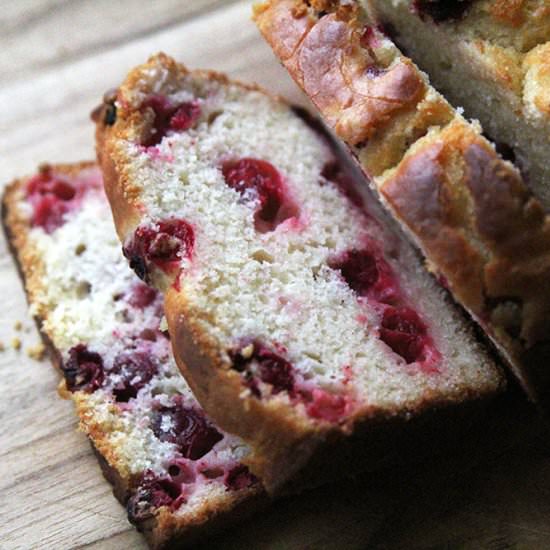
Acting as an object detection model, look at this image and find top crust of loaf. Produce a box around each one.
[95,52,503,491]
[375,0,550,124]
[254,1,550,406]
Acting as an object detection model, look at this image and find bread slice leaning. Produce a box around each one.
[254,0,550,410]
[367,0,550,208]
[95,53,503,492]
[2,163,264,549]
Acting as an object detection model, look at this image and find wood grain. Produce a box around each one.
[1,1,549,549]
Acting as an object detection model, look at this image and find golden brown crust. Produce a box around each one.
[255,1,550,407]
[255,1,425,145]
[1,166,267,549]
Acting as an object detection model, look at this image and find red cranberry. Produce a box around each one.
[123,219,194,283]
[62,344,104,393]
[305,388,350,423]
[109,351,158,402]
[321,161,364,207]
[127,282,157,309]
[26,170,77,233]
[230,341,295,396]
[141,95,201,147]
[170,102,201,131]
[224,465,258,491]
[126,470,183,524]
[413,0,472,22]
[151,402,223,460]
[330,247,400,304]
[379,307,428,363]
[222,158,297,232]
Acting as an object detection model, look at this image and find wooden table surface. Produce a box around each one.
[1,2,550,549]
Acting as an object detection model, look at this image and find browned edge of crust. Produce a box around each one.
[255,0,550,411]
[1,168,269,549]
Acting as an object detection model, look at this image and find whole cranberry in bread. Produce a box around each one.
[95,53,503,491]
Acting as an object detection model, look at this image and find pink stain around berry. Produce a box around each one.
[25,167,102,233]
[230,340,353,423]
[127,282,158,309]
[26,170,77,233]
[304,388,352,423]
[222,158,299,232]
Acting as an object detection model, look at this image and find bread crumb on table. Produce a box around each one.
[14,321,23,331]
[26,342,46,361]
[11,337,21,351]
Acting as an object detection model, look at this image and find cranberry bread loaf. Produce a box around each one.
[95,53,503,492]
[2,163,263,549]
[367,0,550,207]
[255,0,550,409]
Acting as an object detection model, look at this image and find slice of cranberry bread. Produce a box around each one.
[2,163,263,549]
[367,0,550,207]
[95,53,503,492]
[255,0,550,410]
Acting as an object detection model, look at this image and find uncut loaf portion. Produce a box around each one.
[2,163,264,549]
[95,53,503,492]
[367,0,550,207]
[255,0,550,409]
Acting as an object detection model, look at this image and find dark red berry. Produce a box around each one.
[330,247,400,304]
[222,158,297,232]
[230,341,295,396]
[170,102,201,131]
[123,219,194,283]
[379,307,427,363]
[224,465,257,491]
[321,161,364,207]
[141,95,201,147]
[26,170,77,233]
[127,282,158,309]
[127,470,183,524]
[151,402,223,460]
[63,344,104,393]
[109,351,157,402]
[413,0,472,22]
